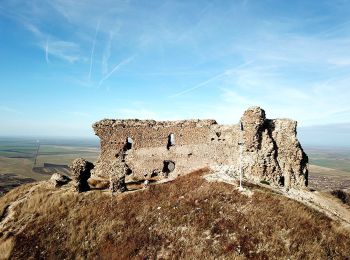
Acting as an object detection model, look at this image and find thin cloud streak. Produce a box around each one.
[102,31,114,75]
[318,20,350,37]
[45,38,49,63]
[170,61,254,98]
[88,21,100,80]
[98,54,136,87]
[0,6,82,64]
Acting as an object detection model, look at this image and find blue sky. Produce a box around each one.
[1,0,350,141]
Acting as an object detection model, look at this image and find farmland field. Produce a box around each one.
[305,146,350,172]
[303,146,350,191]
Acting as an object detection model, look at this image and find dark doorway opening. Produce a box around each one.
[124,137,133,151]
[162,160,175,177]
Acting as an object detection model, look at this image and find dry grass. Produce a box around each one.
[88,178,109,189]
[1,168,350,259]
[0,183,35,221]
[0,238,14,260]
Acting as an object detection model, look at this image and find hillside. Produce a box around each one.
[1,168,350,259]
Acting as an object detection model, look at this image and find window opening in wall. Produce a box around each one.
[125,137,133,150]
[126,166,133,175]
[279,176,285,187]
[167,133,175,150]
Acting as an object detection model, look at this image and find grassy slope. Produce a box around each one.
[1,169,350,259]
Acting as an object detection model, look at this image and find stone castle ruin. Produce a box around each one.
[89,106,308,192]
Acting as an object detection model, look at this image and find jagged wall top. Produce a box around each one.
[93,119,218,136]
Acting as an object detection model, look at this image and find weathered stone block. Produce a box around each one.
[70,158,94,192]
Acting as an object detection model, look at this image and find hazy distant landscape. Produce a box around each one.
[0,137,100,195]
[305,146,350,172]
[1,137,349,195]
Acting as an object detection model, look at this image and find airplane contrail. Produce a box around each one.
[89,21,100,80]
[98,54,136,87]
[170,72,227,98]
[170,60,254,98]
[45,38,49,63]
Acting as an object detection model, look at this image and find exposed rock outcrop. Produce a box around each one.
[240,107,308,188]
[70,158,94,192]
[49,173,71,188]
[240,106,266,151]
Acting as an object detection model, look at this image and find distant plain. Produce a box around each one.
[0,137,99,194]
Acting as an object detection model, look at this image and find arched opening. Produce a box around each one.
[167,133,175,150]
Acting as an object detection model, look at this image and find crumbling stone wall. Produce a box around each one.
[92,107,308,189]
[240,107,308,188]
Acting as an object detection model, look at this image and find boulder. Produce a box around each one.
[50,173,71,188]
[70,158,94,192]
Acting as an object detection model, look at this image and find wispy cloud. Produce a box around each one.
[0,5,82,64]
[41,40,81,63]
[2,0,350,138]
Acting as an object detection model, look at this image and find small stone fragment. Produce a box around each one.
[50,173,71,188]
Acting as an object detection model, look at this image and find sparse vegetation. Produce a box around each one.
[0,182,35,219]
[1,168,349,259]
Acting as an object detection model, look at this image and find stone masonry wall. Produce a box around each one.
[92,107,308,189]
